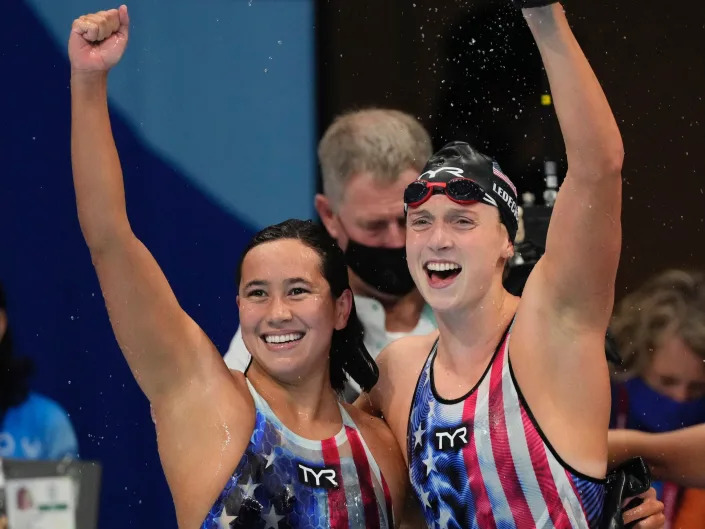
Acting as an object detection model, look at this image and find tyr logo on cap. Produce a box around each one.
[418,167,465,181]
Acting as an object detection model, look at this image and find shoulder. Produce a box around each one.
[376,331,437,374]
[373,331,437,400]
[343,403,408,516]
[344,403,398,449]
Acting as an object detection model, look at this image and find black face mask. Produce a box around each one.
[344,239,416,297]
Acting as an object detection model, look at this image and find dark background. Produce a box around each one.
[316,0,705,297]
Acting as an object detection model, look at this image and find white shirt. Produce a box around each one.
[223,294,437,371]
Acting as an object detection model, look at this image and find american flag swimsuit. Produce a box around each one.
[202,380,394,529]
[408,326,605,529]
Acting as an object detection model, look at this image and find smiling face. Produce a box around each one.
[237,239,351,386]
[405,195,513,313]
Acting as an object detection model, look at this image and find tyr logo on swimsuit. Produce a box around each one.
[297,463,339,489]
[434,425,469,451]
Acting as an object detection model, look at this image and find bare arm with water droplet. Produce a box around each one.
[609,425,705,488]
[69,5,226,402]
[69,8,256,527]
[507,2,622,479]
[521,4,623,325]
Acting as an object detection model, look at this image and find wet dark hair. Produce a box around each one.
[0,282,34,415]
[235,219,378,393]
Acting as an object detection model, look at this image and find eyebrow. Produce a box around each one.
[285,277,313,286]
[243,277,313,290]
[447,207,479,217]
[243,279,268,290]
[408,209,433,218]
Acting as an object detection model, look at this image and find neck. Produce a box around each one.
[435,279,519,369]
[246,361,342,436]
[349,270,424,332]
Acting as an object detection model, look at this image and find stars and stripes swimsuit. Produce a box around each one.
[202,380,394,529]
[408,325,606,529]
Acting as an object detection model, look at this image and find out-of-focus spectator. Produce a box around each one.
[609,269,705,525]
[0,283,78,460]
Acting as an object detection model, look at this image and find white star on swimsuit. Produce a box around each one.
[264,448,276,469]
[439,508,452,529]
[419,488,432,510]
[262,505,284,529]
[422,448,438,476]
[218,506,237,528]
[239,476,260,497]
[413,424,426,448]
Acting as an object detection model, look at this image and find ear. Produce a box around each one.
[497,223,515,260]
[315,193,341,240]
[504,239,515,260]
[334,289,353,331]
[0,309,7,343]
[236,295,241,311]
[515,206,525,244]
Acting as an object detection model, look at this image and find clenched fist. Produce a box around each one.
[68,5,129,72]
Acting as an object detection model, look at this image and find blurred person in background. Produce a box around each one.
[0,282,78,461]
[609,269,705,526]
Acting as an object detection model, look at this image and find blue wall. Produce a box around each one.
[0,1,316,527]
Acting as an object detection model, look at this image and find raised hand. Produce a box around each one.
[68,5,129,72]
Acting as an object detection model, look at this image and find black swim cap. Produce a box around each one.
[414,141,519,242]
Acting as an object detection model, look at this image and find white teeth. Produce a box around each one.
[426,262,461,272]
[264,333,303,344]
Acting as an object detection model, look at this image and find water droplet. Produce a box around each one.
[277,40,283,45]
[264,68,268,73]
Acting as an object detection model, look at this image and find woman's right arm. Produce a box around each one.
[69,7,224,403]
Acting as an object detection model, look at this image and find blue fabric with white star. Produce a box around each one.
[202,409,317,529]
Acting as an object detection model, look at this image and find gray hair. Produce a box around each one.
[611,269,705,379]
[318,108,433,209]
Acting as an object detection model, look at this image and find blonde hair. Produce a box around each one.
[611,269,705,378]
[318,108,432,209]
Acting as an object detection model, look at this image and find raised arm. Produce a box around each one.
[504,1,623,479]
[609,426,705,489]
[69,6,221,402]
[523,3,623,329]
